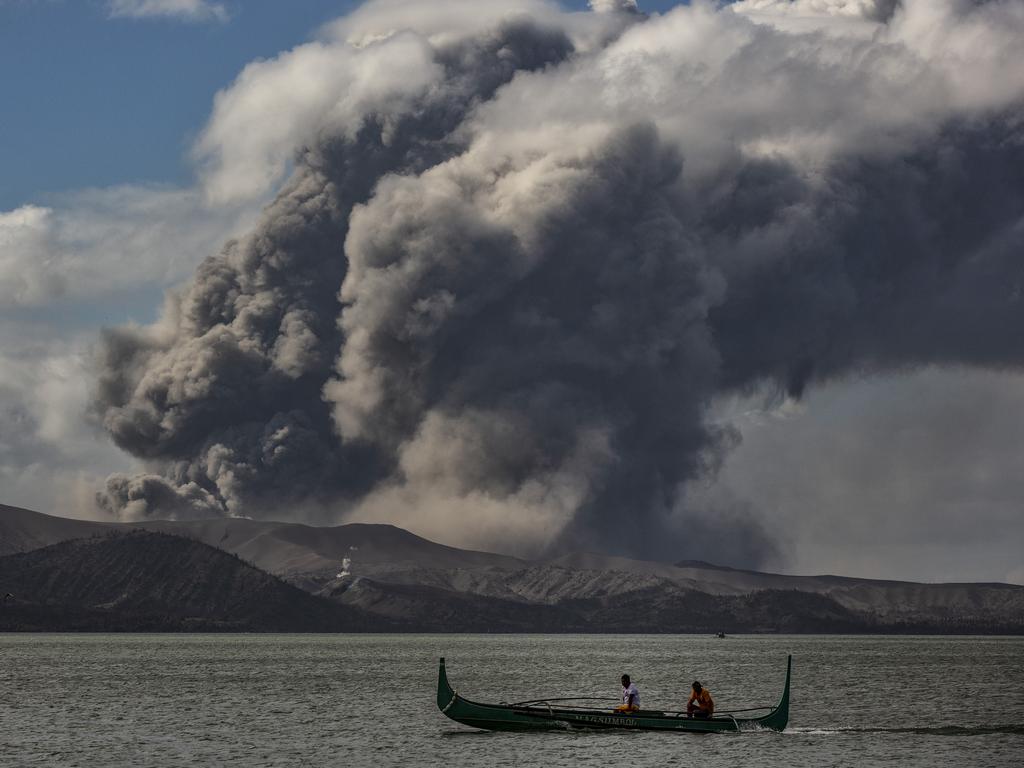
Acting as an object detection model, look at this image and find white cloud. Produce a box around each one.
[465,0,1024,181]
[0,185,257,517]
[322,0,565,48]
[731,0,893,20]
[192,0,629,204]
[193,33,441,204]
[588,0,638,12]
[890,0,1024,111]
[0,186,257,307]
[0,325,136,519]
[0,206,63,305]
[107,0,228,22]
[730,0,1024,110]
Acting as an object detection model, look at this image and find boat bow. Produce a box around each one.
[437,657,458,713]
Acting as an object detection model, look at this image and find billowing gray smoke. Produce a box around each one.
[94,0,1024,563]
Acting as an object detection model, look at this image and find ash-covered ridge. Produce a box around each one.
[3,507,1021,633]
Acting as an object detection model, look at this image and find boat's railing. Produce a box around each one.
[508,699,647,715]
[658,705,774,718]
[505,699,776,719]
[508,698,775,715]
[509,697,622,707]
[711,706,775,714]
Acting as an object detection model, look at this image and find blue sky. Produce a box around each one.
[1,1,689,211]
[1,1,359,209]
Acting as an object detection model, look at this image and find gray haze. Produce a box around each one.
[92,0,1024,565]
[703,367,1024,583]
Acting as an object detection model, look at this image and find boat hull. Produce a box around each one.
[436,655,791,733]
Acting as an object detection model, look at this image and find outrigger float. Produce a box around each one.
[437,655,791,733]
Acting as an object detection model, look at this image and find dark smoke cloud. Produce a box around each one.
[94,0,1024,564]
[709,118,1024,396]
[330,122,733,558]
[96,14,580,522]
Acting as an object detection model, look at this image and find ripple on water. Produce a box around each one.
[0,634,1021,767]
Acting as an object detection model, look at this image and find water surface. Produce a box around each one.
[1,634,1021,766]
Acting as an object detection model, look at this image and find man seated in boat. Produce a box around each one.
[615,674,640,713]
[687,681,714,719]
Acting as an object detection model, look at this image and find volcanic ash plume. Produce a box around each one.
[94,0,1024,563]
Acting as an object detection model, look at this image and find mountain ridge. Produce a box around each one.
[2,505,1022,633]
[0,529,394,632]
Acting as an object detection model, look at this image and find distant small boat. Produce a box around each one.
[436,655,791,733]
[716,632,727,638]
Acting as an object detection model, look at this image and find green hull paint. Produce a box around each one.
[436,655,791,733]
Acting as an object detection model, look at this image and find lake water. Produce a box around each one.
[1,634,1021,767]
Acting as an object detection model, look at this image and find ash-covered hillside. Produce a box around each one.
[1,506,1022,633]
[0,529,390,632]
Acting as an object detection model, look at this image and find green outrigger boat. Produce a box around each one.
[437,655,791,733]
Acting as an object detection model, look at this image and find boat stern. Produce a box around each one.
[757,654,791,732]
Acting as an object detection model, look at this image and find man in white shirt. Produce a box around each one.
[615,674,640,713]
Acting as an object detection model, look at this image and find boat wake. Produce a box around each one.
[787,725,1024,737]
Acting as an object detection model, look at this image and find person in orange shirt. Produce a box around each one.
[687,681,714,719]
